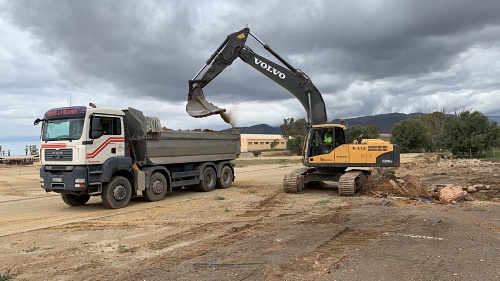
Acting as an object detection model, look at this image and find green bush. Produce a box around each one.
[252,150,262,157]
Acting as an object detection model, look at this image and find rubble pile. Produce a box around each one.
[361,157,500,203]
[361,172,431,199]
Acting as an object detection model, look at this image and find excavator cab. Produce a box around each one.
[306,125,347,157]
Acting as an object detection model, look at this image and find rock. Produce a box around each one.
[438,185,467,203]
[467,186,477,193]
[402,175,423,188]
[389,180,399,188]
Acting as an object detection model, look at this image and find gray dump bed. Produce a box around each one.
[124,108,240,165]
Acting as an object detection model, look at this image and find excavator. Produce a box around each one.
[186,27,400,195]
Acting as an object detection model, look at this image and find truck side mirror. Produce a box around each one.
[91,117,101,139]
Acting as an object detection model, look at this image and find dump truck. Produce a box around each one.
[34,105,240,208]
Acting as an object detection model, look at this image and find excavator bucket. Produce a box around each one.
[186,87,226,118]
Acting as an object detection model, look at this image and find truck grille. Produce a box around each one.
[45,149,73,161]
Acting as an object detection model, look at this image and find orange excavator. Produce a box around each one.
[187,27,399,195]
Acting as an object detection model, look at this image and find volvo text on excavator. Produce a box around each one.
[186,27,400,195]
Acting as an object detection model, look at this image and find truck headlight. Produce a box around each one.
[75,178,86,188]
[40,177,44,188]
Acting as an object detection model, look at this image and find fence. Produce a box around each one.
[454,148,498,159]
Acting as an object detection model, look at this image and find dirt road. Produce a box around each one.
[0,157,499,281]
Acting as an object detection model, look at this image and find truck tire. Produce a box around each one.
[197,166,216,192]
[142,172,168,202]
[101,176,132,209]
[216,165,233,189]
[61,193,90,206]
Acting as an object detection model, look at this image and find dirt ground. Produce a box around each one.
[0,154,499,281]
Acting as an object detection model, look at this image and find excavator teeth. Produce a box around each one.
[186,88,226,118]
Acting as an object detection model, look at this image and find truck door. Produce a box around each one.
[86,116,125,164]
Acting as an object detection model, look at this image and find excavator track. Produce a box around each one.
[338,170,365,196]
[283,167,314,193]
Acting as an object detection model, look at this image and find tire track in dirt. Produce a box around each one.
[125,190,342,280]
[275,207,414,280]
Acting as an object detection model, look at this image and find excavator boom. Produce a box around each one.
[187,28,250,119]
[187,27,327,125]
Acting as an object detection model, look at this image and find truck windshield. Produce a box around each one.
[42,118,85,141]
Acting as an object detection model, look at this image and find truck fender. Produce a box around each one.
[100,157,133,183]
[140,166,172,192]
[196,162,216,176]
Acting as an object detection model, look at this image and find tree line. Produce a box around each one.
[280,110,500,155]
[391,110,500,153]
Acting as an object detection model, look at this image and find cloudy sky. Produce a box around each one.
[1,0,500,155]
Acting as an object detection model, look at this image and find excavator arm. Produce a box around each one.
[187,27,327,125]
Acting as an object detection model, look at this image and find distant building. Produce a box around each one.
[241,134,287,152]
[0,155,39,165]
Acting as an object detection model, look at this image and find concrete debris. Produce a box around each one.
[465,184,496,192]
[438,184,468,203]
[467,186,477,193]
[362,158,499,203]
[389,180,399,188]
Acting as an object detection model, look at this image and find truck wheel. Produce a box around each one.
[61,193,90,206]
[216,165,233,189]
[198,166,216,192]
[142,172,168,202]
[101,176,132,209]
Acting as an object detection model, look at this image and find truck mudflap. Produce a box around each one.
[40,165,88,193]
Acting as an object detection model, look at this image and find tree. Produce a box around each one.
[286,135,304,155]
[420,111,446,151]
[346,125,379,143]
[270,139,279,150]
[280,118,308,139]
[390,119,430,152]
[280,117,308,155]
[438,111,500,154]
